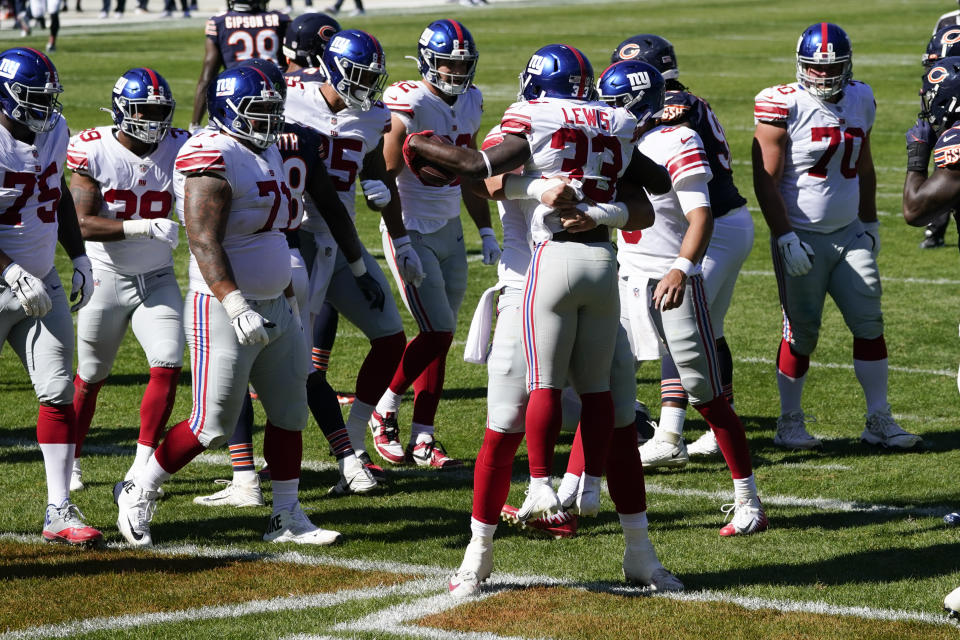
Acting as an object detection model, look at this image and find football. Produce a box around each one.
[404,132,458,187]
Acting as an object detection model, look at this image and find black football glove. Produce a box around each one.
[355,272,385,312]
[906,117,935,172]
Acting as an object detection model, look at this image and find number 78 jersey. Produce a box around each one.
[754,81,876,233]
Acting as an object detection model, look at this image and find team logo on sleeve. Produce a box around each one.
[215,77,237,96]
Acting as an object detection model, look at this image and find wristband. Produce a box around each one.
[122,219,152,239]
[670,256,696,276]
[221,289,250,321]
[479,150,493,179]
[348,257,368,277]
[591,201,630,229]
[393,235,411,249]
[478,227,496,239]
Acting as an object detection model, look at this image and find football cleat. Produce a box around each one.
[687,430,721,457]
[719,497,768,537]
[114,480,158,547]
[193,477,264,508]
[624,551,683,592]
[501,504,578,539]
[357,451,386,482]
[263,503,342,545]
[328,455,378,495]
[369,411,406,465]
[448,536,493,598]
[635,400,657,443]
[638,436,689,469]
[945,586,960,619]
[861,407,923,450]
[70,459,84,492]
[774,411,822,450]
[516,480,562,522]
[407,437,461,469]
[564,474,601,517]
[337,392,356,406]
[43,503,103,547]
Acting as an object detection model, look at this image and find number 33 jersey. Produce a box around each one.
[67,126,189,275]
[0,116,68,279]
[754,81,876,233]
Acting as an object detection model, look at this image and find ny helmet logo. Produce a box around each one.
[526,54,546,75]
[627,71,652,91]
[0,59,21,80]
[328,35,350,54]
[215,77,236,96]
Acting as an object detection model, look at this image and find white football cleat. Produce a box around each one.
[516,480,562,522]
[565,474,601,517]
[944,586,960,619]
[719,496,768,537]
[114,480,158,547]
[774,411,822,450]
[687,430,721,457]
[638,436,689,469]
[70,459,84,492]
[448,536,493,598]
[43,503,103,547]
[861,407,922,450]
[328,455,378,495]
[264,503,342,545]
[622,538,683,592]
[193,477,264,507]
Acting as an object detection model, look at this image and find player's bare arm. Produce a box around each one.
[191,40,225,128]
[382,113,407,179]
[307,159,365,264]
[56,177,86,260]
[70,171,122,241]
[903,167,960,226]
[184,173,239,300]
[408,130,530,179]
[363,141,407,240]
[752,121,792,236]
[461,135,495,230]
[623,148,671,195]
[652,206,712,312]
[857,130,878,223]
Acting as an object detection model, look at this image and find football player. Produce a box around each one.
[754,23,921,450]
[370,19,497,469]
[935,1,960,32]
[0,47,100,546]
[611,34,754,463]
[189,0,290,132]
[28,0,61,52]
[68,68,187,494]
[281,11,340,84]
[115,65,340,547]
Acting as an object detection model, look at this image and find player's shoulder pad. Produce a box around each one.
[754,83,796,123]
[934,125,960,169]
[66,127,105,173]
[500,100,534,136]
[175,131,228,176]
[481,124,504,151]
[383,81,426,115]
[661,90,697,124]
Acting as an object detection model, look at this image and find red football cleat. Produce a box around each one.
[500,504,578,539]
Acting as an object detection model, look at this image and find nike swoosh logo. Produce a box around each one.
[680,136,693,144]
[456,235,464,242]
[50,284,60,290]
[125,515,144,541]
[855,232,865,238]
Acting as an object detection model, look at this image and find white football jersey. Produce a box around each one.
[174,129,292,299]
[67,126,189,275]
[754,81,876,233]
[483,125,531,289]
[0,116,69,279]
[383,80,483,233]
[284,81,391,234]
[618,125,713,279]
[500,97,638,243]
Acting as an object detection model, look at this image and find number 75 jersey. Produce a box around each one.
[754,81,876,233]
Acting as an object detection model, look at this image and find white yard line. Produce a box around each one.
[739,268,960,287]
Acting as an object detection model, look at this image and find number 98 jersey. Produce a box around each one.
[206,9,290,68]
[67,126,189,275]
[753,80,876,233]
[0,116,69,279]
[275,121,328,234]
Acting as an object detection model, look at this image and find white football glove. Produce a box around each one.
[1,262,51,317]
[123,218,180,249]
[360,179,391,209]
[69,256,94,313]
[222,289,273,346]
[188,122,203,135]
[392,236,425,288]
[478,227,501,265]
[863,220,880,258]
[776,231,814,277]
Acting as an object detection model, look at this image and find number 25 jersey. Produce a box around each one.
[754,81,876,233]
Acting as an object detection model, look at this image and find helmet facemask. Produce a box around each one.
[328,56,387,111]
[5,79,62,133]
[116,96,174,144]
[420,47,477,95]
[225,91,284,149]
[796,50,852,100]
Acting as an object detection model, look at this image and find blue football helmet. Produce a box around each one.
[206,65,284,149]
[924,26,960,68]
[282,12,341,69]
[518,44,594,101]
[0,47,62,133]
[109,68,175,144]
[243,57,287,99]
[610,34,678,81]
[321,29,388,111]
[413,19,478,96]
[597,60,665,128]
[921,57,960,134]
[795,22,853,100]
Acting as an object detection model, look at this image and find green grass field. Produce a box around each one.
[3,0,960,637]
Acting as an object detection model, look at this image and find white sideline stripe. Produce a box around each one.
[778,462,853,471]
[736,355,954,378]
[740,268,960,287]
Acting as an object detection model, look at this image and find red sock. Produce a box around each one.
[387,331,453,396]
[38,404,75,444]
[153,420,206,474]
[472,430,524,524]
[578,391,614,477]
[606,425,646,514]
[72,375,104,456]
[777,338,809,379]
[411,349,449,426]
[696,396,753,479]
[264,422,302,482]
[355,332,406,404]
[564,426,585,476]
[525,388,563,478]
[139,367,180,449]
[853,335,887,360]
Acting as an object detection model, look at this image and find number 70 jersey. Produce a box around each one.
[754,80,876,233]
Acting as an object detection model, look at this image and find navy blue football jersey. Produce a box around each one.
[284,66,326,85]
[206,10,290,69]
[933,124,960,170]
[660,90,747,217]
[276,121,329,231]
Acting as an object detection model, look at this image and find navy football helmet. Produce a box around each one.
[795,22,853,100]
[227,0,266,12]
[282,12,341,69]
[110,68,175,144]
[610,34,678,81]
[921,57,960,134]
[321,29,388,111]
[924,26,960,68]
[597,60,665,128]
[207,65,284,149]
[413,19,478,96]
[243,57,287,99]
[0,47,62,133]
[518,44,594,101]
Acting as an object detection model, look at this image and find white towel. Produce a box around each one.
[464,282,503,364]
[624,274,661,362]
